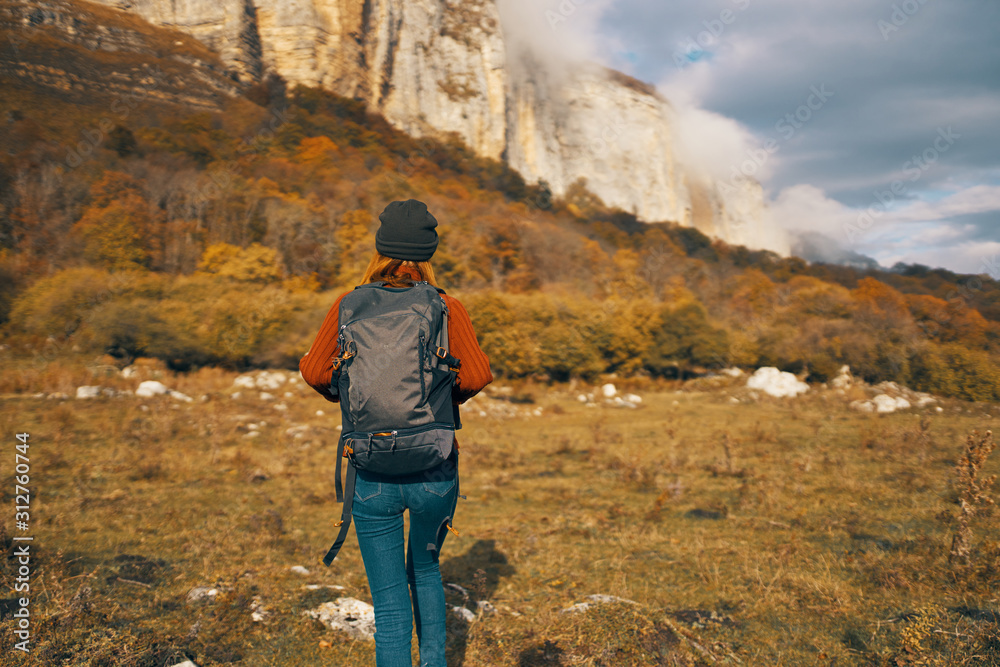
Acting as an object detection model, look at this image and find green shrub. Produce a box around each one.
[644,300,729,376]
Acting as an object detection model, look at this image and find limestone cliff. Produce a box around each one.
[86,0,788,254]
[0,0,241,111]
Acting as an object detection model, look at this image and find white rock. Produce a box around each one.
[850,400,875,413]
[121,366,138,378]
[561,594,638,614]
[76,386,102,399]
[186,586,221,603]
[136,380,170,397]
[935,406,944,413]
[167,661,199,667]
[304,584,345,591]
[233,375,256,389]
[230,392,242,400]
[316,410,325,416]
[830,365,853,389]
[169,390,194,402]
[914,394,937,407]
[720,367,744,378]
[577,394,589,403]
[728,396,740,404]
[873,394,911,414]
[451,605,475,622]
[476,600,497,615]
[250,595,270,622]
[624,393,642,404]
[290,565,310,576]
[304,598,376,640]
[746,367,809,398]
[601,383,617,398]
[259,392,275,401]
[255,371,287,390]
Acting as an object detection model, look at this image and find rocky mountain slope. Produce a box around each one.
[0,0,241,111]
[39,0,789,253]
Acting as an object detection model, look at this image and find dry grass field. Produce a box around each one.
[1,351,999,666]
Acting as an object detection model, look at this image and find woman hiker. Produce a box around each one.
[299,199,493,666]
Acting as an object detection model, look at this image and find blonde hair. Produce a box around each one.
[360,251,438,288]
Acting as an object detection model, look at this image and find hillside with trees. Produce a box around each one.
[1,11,998,400]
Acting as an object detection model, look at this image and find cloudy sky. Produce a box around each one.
[502,0,1000,276]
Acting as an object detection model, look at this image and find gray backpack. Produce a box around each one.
[323,281,461,566]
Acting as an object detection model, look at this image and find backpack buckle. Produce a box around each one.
[435,347,447,359]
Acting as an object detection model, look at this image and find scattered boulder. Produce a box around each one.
[255,371,287,390]
[304,598,376,640]
[186,586,226,604]
[290,565,310,576]
[720,367,744,378]
[562,594,638,613]
[830,365,853,390]
[233,371,288,391]
[76,386,128,399]
[608,395,640,409]
[451,605,475,622]
[168,661,199,667]
[76,386,102,399]
[874,394,911,413]
[233,375,256,389]
[746,367,809,398]
[250,595,270,622]
[135,380,192,402]
[601,383,617,398]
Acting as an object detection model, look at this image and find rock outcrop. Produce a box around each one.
[84,0,787,252]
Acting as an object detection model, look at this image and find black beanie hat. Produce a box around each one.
[375,199,439,261]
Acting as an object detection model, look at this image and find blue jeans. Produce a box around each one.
[352,457,459,667]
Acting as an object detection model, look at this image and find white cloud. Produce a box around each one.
[768,181,1000,274]
[877,241,1000,278]
[667,101,765,184]
[496,0,622,77]
[894,185,1000,223]
[768,184,856,238]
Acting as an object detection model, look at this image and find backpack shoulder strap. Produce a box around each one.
[324,455,357,567]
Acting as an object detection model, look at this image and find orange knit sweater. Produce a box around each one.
[299,284,494,406]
